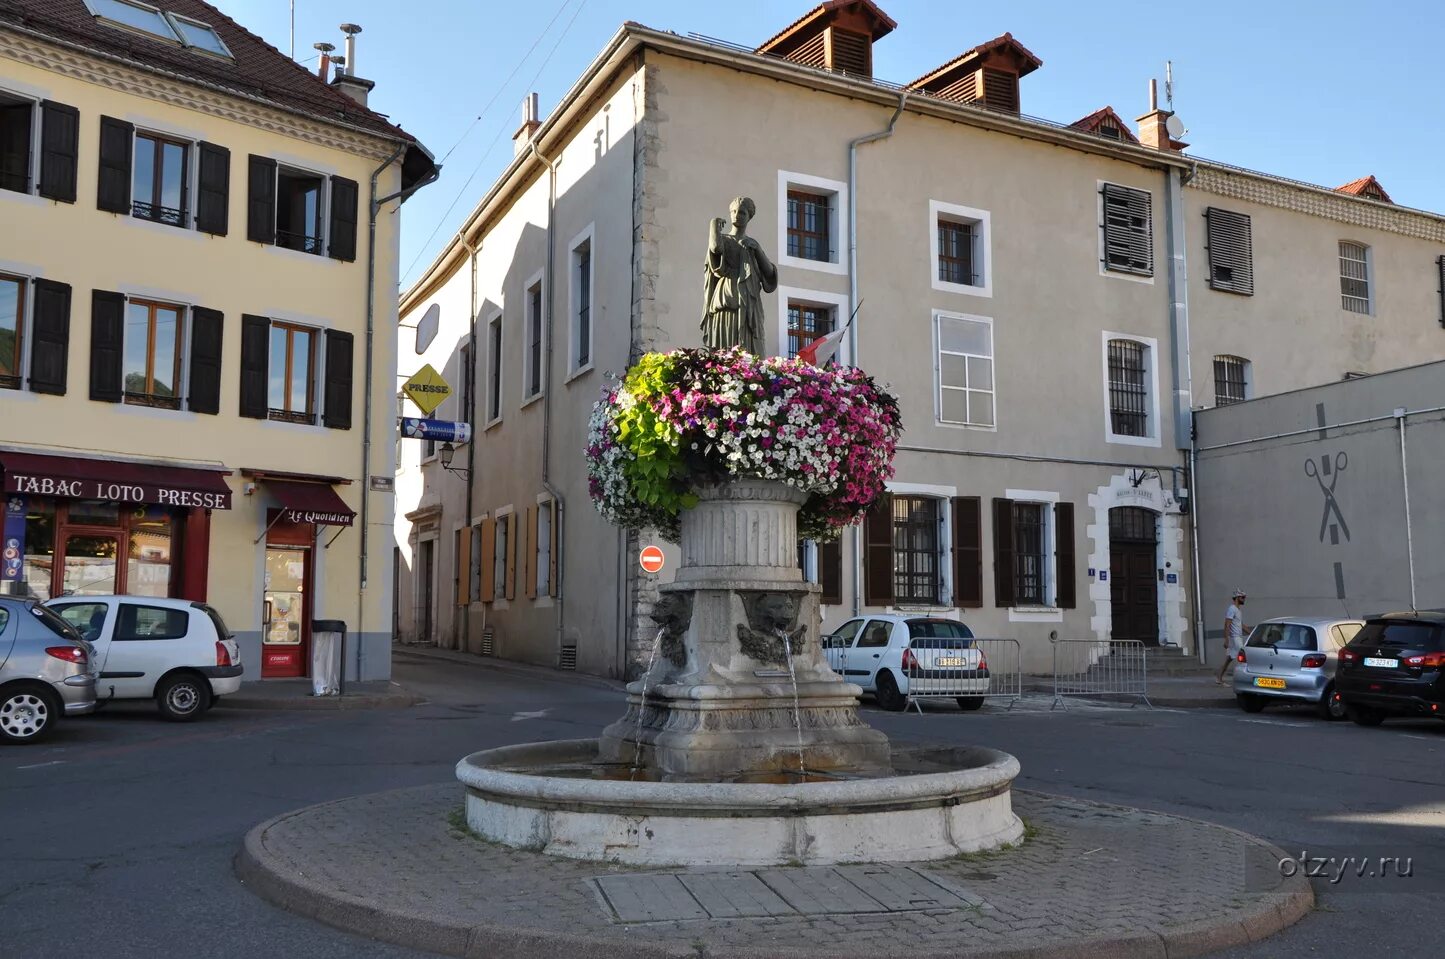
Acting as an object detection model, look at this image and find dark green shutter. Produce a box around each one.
[188,307,223,415]
[96,116,133,214]
[27,279,71,394]
[951,496,982,608]
[322,329,354,429]
[1055,502,1076,610]
[863,494,893,607]
[246,155,276,244]
[89,290,125,402]
[239,314,269,418]
[992,498,1015,607]
[327,176,359,261]
[195,142,230,236]
[37,101,79,203]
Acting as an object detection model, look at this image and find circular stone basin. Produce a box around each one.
[456,739,1024,867]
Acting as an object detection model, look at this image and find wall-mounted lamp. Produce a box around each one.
[438,442,469,479]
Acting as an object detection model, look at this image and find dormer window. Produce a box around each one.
[907,33,1042,115]
[755,0,897,80]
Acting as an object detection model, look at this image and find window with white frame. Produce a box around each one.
[892,496,942,605]
[1339,241,1371,314]
[1213,355,1250,406]
[1011,502,1048,606]
[778,172,846,273]
[936,313,995,428]
[536,499,553,596]
[1105,336,1157,442]
[84,0,233,57]
[493,512,510,598]
[486,311,502,423]
[786,300,835,359]
[569,227,593,372]
[1100,183,1153,277]
[930,201,991,296]
[0,93,36,196]
[0,272,28,390]
[525,278,543,398]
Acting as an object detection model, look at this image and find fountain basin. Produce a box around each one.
[456,739,1025,867]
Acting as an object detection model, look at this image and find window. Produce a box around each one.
[857,620,892,648]
[0,94,34,195]
[1339,241,1371,314]
[569,229,593,371]
[786,300,834,359]
[1101,183,1153,277]
[526,280,543,397]
[486,311,502,422]
[1,273,26,389]
[1204,208,1254,295]
[276,167,325,254]
[936,313,994,428]
[469,525,483,601]
[892,496,940,605]
[1107,338,1149,438]
[452,528,463,605]
[55,602,107,642]
[938,220,975,285]
[778,173,846,273]
[458,343,473,423]
[115,602,188,641]
[132,132,188,227]
[1213,355,1250,406]
[268,322,317,423]
[1012,503,1046,606]
[931,202,991,295]
[86,0,178,42]
[165,13,231,57]
[787,190,831,262]
[493,512,510,598]
[123,299,184,408]
[536,500,553,596]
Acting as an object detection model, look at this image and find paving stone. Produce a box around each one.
[676,871,796,919]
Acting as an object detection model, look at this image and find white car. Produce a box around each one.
[45,596,242,721]
[823,615,988,712]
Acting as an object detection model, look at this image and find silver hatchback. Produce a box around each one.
[1233,617,1363,720]
[0,596,97,743]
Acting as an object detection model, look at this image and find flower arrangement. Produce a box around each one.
[585,348,901,542]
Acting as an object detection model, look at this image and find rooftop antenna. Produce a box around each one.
[289,0,295,59]
[1165,60,1175,111]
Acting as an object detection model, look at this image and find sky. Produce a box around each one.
[224,0,1445,292]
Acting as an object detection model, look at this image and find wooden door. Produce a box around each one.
[1109,508,1159,646]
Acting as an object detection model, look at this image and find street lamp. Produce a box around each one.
[438,442,469,479]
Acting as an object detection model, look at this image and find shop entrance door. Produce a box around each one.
[262,546,311,677]
[59,531,120,596]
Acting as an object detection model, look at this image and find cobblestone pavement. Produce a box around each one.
[237,783,1311,959]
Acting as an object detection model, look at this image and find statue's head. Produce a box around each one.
[729,196,756,231]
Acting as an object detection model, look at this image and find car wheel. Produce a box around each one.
[156,674,211,722]
[1347,704,1385,727]
[875,671,907,712]
[0,685,58,744]
[956,696,986,712]
[1319,685,1347,721]
[1236,693,1266,713]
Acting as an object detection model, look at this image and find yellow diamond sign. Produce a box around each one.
[402,364,452,416]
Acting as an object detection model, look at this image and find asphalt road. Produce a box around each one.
[3,647,1442,958]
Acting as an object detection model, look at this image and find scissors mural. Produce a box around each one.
[1304,452,1350,544]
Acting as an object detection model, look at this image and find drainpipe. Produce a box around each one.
[847,90,907,617]
[1162,164,1195,654]
[529,139,567,663]
[1188,439,1207,664]
[1397,409,1417,612]
[463,235,480,652]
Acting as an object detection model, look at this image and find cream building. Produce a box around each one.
[1,0,434,684]
[395,1,1445,677]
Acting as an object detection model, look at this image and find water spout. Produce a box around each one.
[777,628,807,778]
[629,628,666,780]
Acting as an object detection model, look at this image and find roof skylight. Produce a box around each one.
[166,14,232,58]
[84,0,234,60]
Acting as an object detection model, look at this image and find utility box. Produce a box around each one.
[311,620,346,696]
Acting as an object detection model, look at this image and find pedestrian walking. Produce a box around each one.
[1215,589,1250,685]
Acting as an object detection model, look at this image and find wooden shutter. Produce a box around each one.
[479,518,496,602]
[1204,208,1254,295]
[239,314,269,418]
[327,175,359,261]
[524,505,538,599]
[1437,255,1445,329]
[88,289,125,403]
[27,279,71,394]
[951,497,982,608]
[1055,502,1076,610]
[322,329,354,429]
[96,117,133,214]
[827,28,871,77]
[992,498,1016,608]
[982,68,1020,113]
[505,514,518,600]
[547,501,559,597]
[246,155,277,244]
[819,538,843,606]
[863,494,894,607]
[1101,183,1153,276]
[195,142,230,236]
[457,527,471,606]
[37,101,78,203]
[187,307,223,415]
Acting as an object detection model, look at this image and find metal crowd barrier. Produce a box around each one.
[903,637,1022,713]
[1050,639,1152,709]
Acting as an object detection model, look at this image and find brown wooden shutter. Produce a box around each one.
[827,28,871,77]
[1204,208,1254,296]
[246,155,276,244]
[1437,255,1445,328]
[96,116,133,214]
[327,175,359,261]
[457,527,471,606]
[88,290,125,403]
[195,142,230,236]
[982,68,1020,113]
[547,501,559,597]
[863,494,893,607]
[322,329,354,429]
[819,538,843,606]
[992,498,1015,608]
[951,497,982,608]
[524,505,538,599]
[27,279,71,395]
[37,101,78,203]
[479,518,496,602]
[238,314,269,418]
[505,514,517,600]
[187,307,223,415]
[1055,502,1076,610]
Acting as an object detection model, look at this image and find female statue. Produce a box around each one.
[701,196,778,355]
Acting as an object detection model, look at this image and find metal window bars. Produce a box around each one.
[1107,339,1148,436]
[937,220,978,285]
[786,191,832,261]
[891,495,940,604]
[1213,355,1248,405]
[1339,241,1370,314]
[276,230,322,255]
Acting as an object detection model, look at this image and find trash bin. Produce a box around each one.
[311,620,346,696]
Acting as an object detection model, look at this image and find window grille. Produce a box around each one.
[1107,339,1148,436]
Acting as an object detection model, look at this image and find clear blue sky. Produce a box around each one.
[227,0,1445,290]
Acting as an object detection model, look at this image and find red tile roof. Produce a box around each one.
[0,0,415,145]
[1070,106,1140,144]
[907,32,1042,90]
[1335,175,1392,203]
[756,0,897,54]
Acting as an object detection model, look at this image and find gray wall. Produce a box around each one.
[1195,361,1445,666]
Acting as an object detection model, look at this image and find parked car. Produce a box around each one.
[1335,612,1445,727]
[823,615,987,712]
[45,596,242,722]
[1233,616,1363,719]
[0,596,97,744]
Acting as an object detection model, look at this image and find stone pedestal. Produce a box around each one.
[599,479,890,781]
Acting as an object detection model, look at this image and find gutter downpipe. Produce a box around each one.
[848,90,907,617]
[529,139,567,664]
[1398,410,1417,612]
[463,234,480,653]
[1163,163,1199,658]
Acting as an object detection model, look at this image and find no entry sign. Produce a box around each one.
[639,545,665,573]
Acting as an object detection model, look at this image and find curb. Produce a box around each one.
[217,691,424,711]
[392,644,626,692]
[235,788,1313,959]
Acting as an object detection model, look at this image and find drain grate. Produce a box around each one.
[559,645,577,670]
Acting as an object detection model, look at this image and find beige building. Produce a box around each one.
[395,1,1445,677]
[1,1,434,682]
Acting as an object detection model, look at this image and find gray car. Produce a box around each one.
[1233,616,1363,720]
[0,596,97,743]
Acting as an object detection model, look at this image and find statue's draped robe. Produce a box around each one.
[702,232,774,355]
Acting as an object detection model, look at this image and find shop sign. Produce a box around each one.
[2,496,25,582]
[402,364,452,416]
[3,473,231,509]
[399,417,472,443]
[283,509,354,527]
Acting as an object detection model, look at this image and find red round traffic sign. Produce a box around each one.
[639,545,665,573]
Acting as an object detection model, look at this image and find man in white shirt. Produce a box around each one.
[1215,589,1250,685]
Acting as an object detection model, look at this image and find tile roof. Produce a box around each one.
[1069,106,1140,144]
[907,32,1043,89]
[1335,175,1392,203]
[0,0,415,145]
[756,0,897,54]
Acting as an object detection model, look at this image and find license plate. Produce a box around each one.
[1254,677,1286,689]
[1363,657,1397,668]
[935,657,965,668]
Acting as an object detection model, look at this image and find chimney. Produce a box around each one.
[330,23,375,107]
[513,92,541,156]
[1136,79,1187,151]
[314,42,334,83]
[755,1,897,79]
